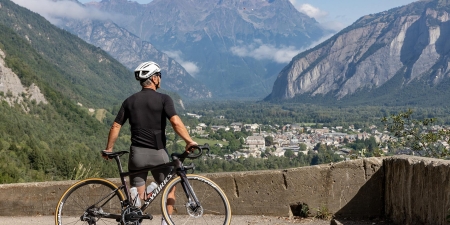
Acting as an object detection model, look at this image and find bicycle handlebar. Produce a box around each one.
[171,144,210,160]
[101,144,210,160]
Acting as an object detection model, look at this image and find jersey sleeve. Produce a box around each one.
[163,94,177,119]
[114,103,128,125]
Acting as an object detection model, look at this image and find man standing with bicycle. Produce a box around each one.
[103,61,197,225]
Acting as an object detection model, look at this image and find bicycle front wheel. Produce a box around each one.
[55,178,125,225]
[161,174,232,225]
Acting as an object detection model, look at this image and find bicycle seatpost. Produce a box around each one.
[113,156,125,173]
[101,150,127,173]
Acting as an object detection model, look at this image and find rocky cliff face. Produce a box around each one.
[0,49,47,110]
[60,19,212,99]
[267,0,450,105]
[83,0,329,99]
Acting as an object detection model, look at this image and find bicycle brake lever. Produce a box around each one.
[184,163,195,174]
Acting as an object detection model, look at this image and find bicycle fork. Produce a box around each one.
[179,174,203,216]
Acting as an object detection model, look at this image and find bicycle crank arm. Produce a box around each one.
[124,214,153,221]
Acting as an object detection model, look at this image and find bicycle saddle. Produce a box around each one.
[102,150,129,159]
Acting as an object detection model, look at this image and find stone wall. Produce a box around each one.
[384,156,450,225]
[0,156,448,224]
[0,158,384,218]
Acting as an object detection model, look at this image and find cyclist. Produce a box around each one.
[103,61,197,225]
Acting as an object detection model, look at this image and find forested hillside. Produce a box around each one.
[0,0,123,183]
[0,24,129,183]
[0,0,192,184]
[0,0,139,108]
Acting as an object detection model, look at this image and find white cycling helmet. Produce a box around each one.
[134,61,161,80]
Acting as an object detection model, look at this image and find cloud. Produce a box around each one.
[319,20,346,32]
[288,1,343,32]
[163,50,200,76]
[11,0,115,25]
[289,1,328,20]
[230,39,303,64]
[231,35,339,64]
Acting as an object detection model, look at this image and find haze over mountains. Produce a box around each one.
[59,18,212,99]
[57,0,330,99]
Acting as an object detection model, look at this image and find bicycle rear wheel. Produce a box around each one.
[161,174,232,225]
[55,178,125,225]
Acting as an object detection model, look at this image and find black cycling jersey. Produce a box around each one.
[114,88,177,149]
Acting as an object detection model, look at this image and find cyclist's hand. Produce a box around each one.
[185,142,198,153]
[102,149,112,160]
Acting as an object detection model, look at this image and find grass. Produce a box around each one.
[94,109,107,122]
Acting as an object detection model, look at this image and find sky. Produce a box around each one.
[76,0,418,31]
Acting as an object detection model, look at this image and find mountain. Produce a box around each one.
[0,0,139,183]
[59,19,212,99]
[81,0,330,99]
[266,0,450,106]
[0,0,140,108]
[0,0,183,183]
[0,21,116,183]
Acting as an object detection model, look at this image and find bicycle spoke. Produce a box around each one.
[161,175,231,225]
[56,179,124,225]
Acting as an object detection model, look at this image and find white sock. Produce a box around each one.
[161,216,171,225]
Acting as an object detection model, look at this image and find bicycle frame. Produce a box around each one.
[56,145,231,225]
[110,151,201,213]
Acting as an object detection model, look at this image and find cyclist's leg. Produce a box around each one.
[128,166,148,200]
[161,186,176,225]
[148,148,172,222]
[129,147,171,197]
[166,186,176,214]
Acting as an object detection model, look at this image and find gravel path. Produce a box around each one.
[0,215,328,225]
[0,215,394,225]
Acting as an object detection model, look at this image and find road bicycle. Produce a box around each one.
[55,145,232,225]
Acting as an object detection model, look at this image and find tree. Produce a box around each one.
[228,139,241,152]
[284,149,294,158]
[265,136,274,146]
[299,143,307,151]
[382,109,450,158]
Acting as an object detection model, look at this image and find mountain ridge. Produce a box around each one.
[266,0,450,106]
[82,0,330,99]
[0,0,139,108]
[59,18,212,99]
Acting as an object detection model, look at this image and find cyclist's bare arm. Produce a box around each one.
[103,122,122,159]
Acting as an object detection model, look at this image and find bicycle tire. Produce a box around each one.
[161,174,232,225]
[55,178,125,225]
